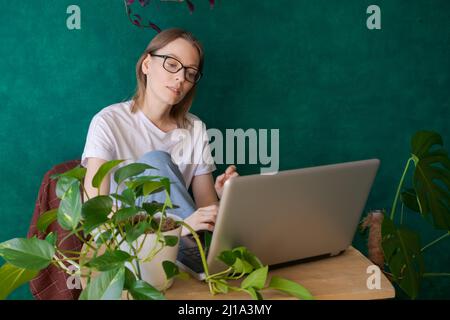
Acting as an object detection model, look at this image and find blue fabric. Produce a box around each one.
[134,150,197,219]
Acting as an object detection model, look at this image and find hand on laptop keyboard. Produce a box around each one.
[181,203,219,236]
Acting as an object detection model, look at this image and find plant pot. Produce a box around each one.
[121,212,182,291]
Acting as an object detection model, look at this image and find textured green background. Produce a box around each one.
[0,0,449,299]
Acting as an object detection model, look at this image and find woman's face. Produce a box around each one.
[142,37,200,106]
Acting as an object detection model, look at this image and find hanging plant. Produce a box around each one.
[124,0,216,33]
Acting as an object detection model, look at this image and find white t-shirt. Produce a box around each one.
[81,100,216,193]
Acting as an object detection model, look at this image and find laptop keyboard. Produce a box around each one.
[177,236,209,274]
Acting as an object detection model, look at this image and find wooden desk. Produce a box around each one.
[165,246,395,300]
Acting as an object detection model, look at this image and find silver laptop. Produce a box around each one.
[176,158,380,280]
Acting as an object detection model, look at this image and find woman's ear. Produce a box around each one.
[142,54,151,74]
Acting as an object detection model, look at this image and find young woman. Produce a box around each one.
[81,28,238,236]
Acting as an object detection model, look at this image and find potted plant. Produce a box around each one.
[0,160,313,300]
[361,130,450,299]
[0,160,187,300]
[116,211,183,291]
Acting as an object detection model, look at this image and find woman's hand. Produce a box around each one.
[214,165,239,199]
[182,203,219,236]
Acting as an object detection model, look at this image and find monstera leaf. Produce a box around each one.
[381,216,425,299]
[410,131,450,230]
[401,188,421,213]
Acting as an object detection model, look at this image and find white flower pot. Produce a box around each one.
[120,212,182,291]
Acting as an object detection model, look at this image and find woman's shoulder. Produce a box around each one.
[92,100,133,124]
[97,100,132,117]
[185,112,206,128]
[186,112,200,121]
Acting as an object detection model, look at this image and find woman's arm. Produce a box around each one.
[182,173,219,236]
[191,173,219,208]
[83,157,109,201]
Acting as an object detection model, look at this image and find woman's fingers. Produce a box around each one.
[200,211,217,219]
[198,223,214,231]
[198,210,217,217]
[215,173,226,186]
[198,212,218,224]
[225,166,238,179]
[216,166,238,190]
[222,171,239,185]
[182,204,220,235]
[200,203,219,211]
[197,205,218,223]
[225,165,237,176]
[199,216,216,225]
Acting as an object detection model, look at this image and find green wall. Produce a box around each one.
[1,0,449,299]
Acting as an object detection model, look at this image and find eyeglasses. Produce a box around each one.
[150,53,202,84]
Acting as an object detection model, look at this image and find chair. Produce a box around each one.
[27,160,84,300]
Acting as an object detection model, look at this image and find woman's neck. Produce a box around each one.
[141,96,176,130]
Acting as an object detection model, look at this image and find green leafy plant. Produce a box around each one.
[0,160,313,300]
[0,160,183,300]
[363,130,450,299]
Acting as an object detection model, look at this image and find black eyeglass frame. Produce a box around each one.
[149,53,203,84]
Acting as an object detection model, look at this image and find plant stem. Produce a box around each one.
[85,237,98,286]
[390,157,413,221]
[137,231,149,254]
[400,202,405,225]
[131,246,142,279]
[59,249,83,256]
[135,260,142,280]
[52,255,71,273]
[208,281,214,294]
[224,270,246,280]
[58,226,84,247]
[179,221,210,277]
[144,244,164,263]
[117,236,127,247]
[226,285,246,292]
[96,228,112,250]
[58,257,82,262]
[118,222,125,238]
[421,232,450,252]
[74,232,95,250]
[129,262,139,279]
[206,267,233,281]
[80,182,90,202]
[146,205,167,260]
[55,251,81,269]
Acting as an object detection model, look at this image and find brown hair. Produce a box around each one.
[130,28,204,129]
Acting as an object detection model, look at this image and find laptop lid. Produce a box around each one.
[205,158,380,274]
